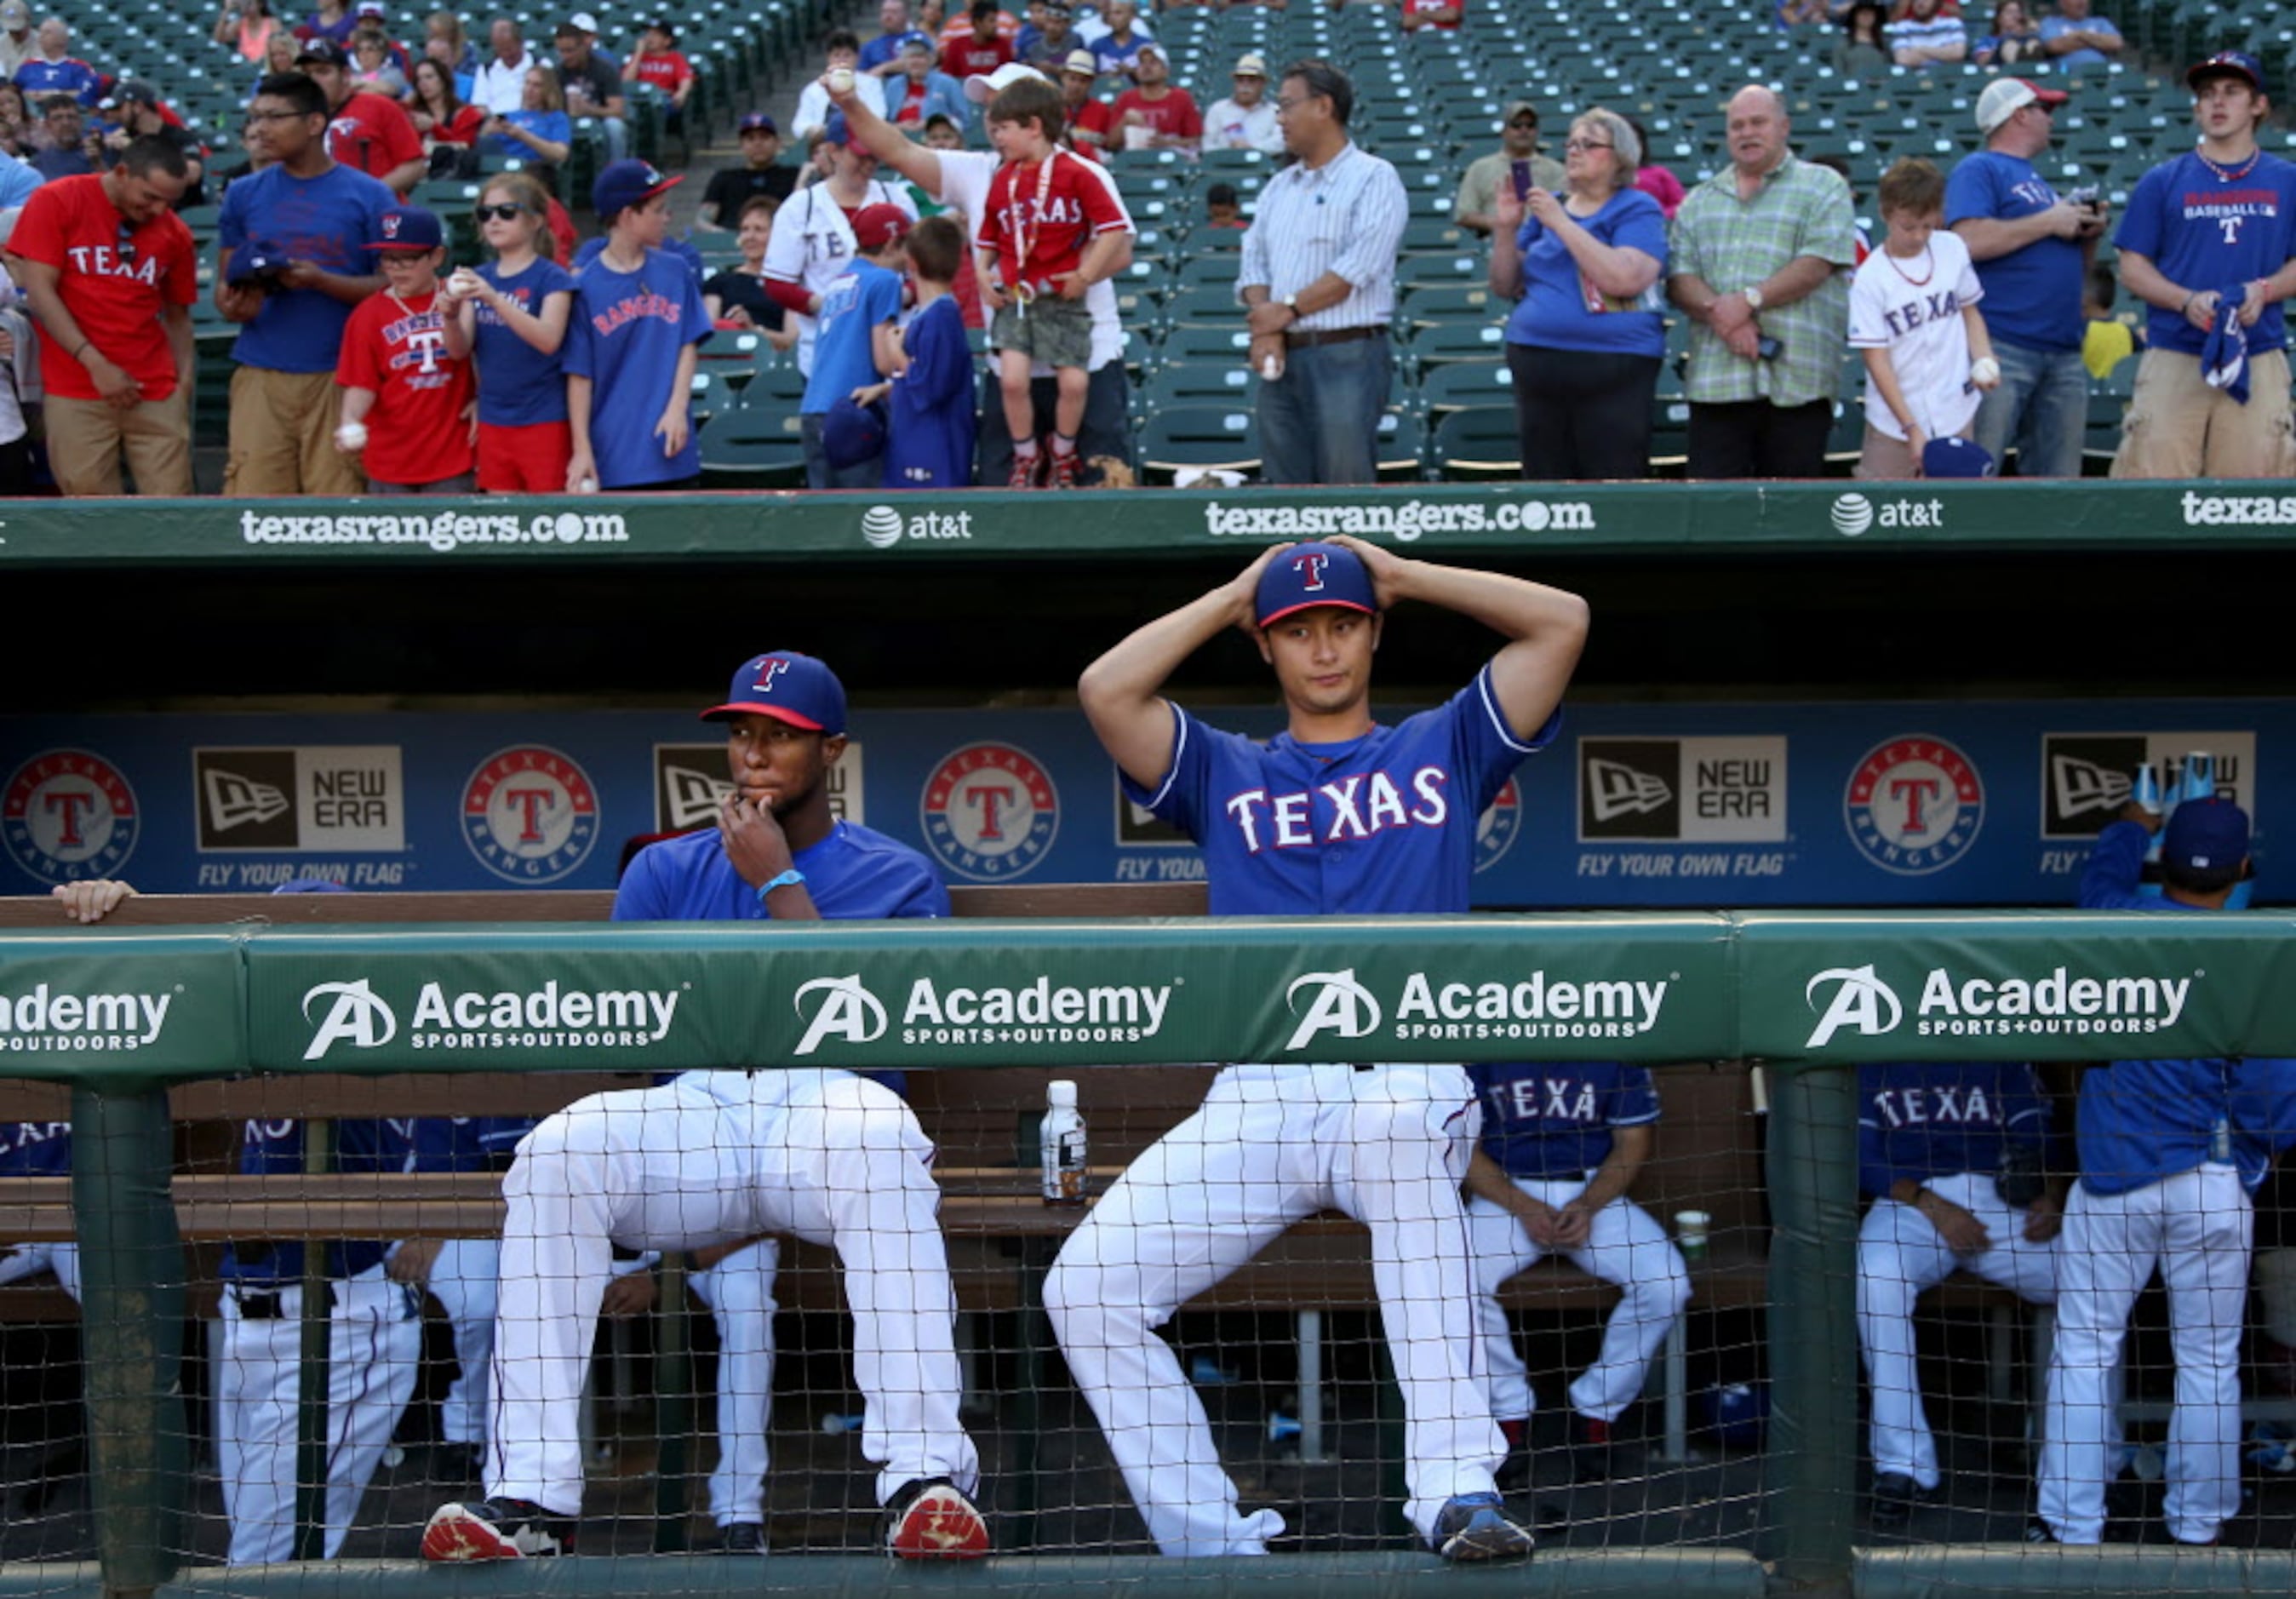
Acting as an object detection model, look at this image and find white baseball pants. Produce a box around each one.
[486,1069,976,1517]
[0,1241,80,1300]
[1466,1178,1690,1425]
[687,1236,784,1527]
[1044,1063,1505,1556]
[216,1265,422,1565]
[1857,1170,2058,1490]
[2040,1164,2253,1545]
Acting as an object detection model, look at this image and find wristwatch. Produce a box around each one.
[1742,285,1766,312]
[1279,291,1301,313]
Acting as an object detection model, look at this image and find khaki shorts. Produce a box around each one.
[2111,347,2296,480]
[990,293,1092,371]
[226,366,362,496]
[45,387,193,497]
[1855,420,1975,481]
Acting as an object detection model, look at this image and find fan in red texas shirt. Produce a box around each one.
[621,19,695,134]
[334,205,477,491]
[299,37,427,195]
[1108,43,1200,153]
[941,0,1013,81]
[7,135,199,496]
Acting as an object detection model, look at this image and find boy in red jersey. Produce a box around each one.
[974,74,1130,487]
[334,205,477,491]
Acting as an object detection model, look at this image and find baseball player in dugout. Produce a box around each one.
[2035,794,2296,1545]
[423,650,988,1563]
[1051,536,1589,1561]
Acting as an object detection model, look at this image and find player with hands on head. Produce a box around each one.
[423,650,986,1564]
[1854,1060,2063,1525]
[1464,1061,1690,1489]
[1048,536,1589,1562]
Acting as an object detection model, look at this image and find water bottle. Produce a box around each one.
[2133,761,2164,817]
[2179,751,2216,805]
[1040,1080,1086,1207]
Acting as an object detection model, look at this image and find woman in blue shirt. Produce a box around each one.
[1487,106,1669,482]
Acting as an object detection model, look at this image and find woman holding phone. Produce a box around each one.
[1488,106,1669,482]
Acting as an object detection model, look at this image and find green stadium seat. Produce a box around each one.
[1429,404,1520,480]
[1136,404,1261,484]
[697,404,807,487]
[1417,358,1510,416]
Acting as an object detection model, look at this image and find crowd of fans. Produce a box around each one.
[0,0,2281,495]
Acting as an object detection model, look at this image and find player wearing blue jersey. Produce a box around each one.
[219,1115,425,1565]
[1855,1060,2061,1524]
[1463,1061,1689,1487]
[2036,794,2296,1545]
[426,650,987,1565]
[0,1119,77,1301]
[1049,537,1589,1562]
[2110,51,2296,479]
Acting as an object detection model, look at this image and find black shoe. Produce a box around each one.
[2023,1517,2058,1545]
[429,1441,483,1487]
[1870,1473,1930,1526]
[710,1522,765,1555]
[422,1498,572,1562]
[1569,1414,1617,1482]
[1430,1493,1537,1562]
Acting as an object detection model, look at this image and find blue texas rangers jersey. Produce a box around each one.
[1124,664,1560,915]
[2115,150,2296,356]
[0,1120,71,1176]
[411,1115,535,1172]
[220,1116,421,1286]
[2077,1055,2296,1196]
[1858,1061,2053,1199]
[1471,1061,1658,1179]
[614,818,951,922]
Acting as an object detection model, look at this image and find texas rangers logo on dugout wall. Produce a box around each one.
[1474,777,1521,873]
[3,748,140,886]
[462,745,599,882]
[922,742,1058,880]
[1844,734,1984,875]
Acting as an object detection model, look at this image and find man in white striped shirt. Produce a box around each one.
[1239,60,1407,484]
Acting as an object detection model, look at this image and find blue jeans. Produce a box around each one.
[1970,339,2086,479]
[1257,332,1392,485]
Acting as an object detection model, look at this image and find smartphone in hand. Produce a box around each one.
[1509,158,1532,201]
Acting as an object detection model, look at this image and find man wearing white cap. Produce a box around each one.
[1059,48,1114,158]
[1111,43,1198,154]
[1203,54,1281,155]
[1945,77,2101,478]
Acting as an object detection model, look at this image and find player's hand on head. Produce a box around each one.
[1325,534,1408,608]
[1225,540,1297,629]
[52,879,136,924]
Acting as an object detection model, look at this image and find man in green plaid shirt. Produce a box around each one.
[1667,85,1858,477]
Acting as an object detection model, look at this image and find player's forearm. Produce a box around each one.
[2116,251,2184,314]
[1463,1147,1536,1215]
[1576,1126,1651,1213]
[566,374,595,452]
[1077,584,1240,719]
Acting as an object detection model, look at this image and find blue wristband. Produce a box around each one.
[755,868,806,903]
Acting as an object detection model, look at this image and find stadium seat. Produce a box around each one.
[696,405,808,488]
[1136,404,1262,484]
[1140,358,1257,410]
[1417,358,1510,416]
[1429,404,1520,480]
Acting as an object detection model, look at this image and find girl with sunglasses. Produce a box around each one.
[445,172,575,490]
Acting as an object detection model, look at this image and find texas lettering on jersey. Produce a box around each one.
[62,244,161,285]
[1222,765,1450,853]
[1867,1080,2006,1130]
[1875,286,1967,340]
[1486,1074,1602,1125]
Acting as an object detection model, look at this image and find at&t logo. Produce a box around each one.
[1845,734,1985,875]
[921,743,1059,880]
[462,745,600,883]
[1804,965,1904,1048]
[861,506,974,548]
[303,978,398,1060]
[1285,969,1383,1051]
[3,749,140,885]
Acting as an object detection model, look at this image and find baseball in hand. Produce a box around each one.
[827,66,855,95]
[575,475,599,495]
[335,421,369,452]
[1969,356,2001,389]
[448,266,484,298]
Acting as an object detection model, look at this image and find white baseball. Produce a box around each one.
[335,421,369,452]
[827,66,855,95]
[575,475,599,495]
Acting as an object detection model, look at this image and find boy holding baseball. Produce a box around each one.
[335,205,477,493]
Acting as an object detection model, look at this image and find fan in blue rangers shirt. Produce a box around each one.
[424,649,987,1565]
[1855,1060,2061,1525]
[216,1115,425,1566]
[2035,794,2296,1546]
[1463,1060,1689,1486]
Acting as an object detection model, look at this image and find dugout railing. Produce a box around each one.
[4,905,2296,1599]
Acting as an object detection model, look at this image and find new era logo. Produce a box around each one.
[1586,758,1673,822]
[2050,754,2131,820]
[203,767,291,831]
[664,764,734,830]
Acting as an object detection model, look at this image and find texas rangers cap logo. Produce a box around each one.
[462,744,600,883]
[1294,552,1330,592]
[922,742,1059,881]
[381,212,402,239]
[1844,734,1984,876]
[3,748,140,886]
[1474,777,1521,874]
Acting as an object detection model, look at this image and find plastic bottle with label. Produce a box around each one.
[1040,1080,1087,1207]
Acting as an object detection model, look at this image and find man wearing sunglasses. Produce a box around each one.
[1456,100,1563,238]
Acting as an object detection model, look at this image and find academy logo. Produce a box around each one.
[301,977,681,1060]
[1474,777,1521,874]
[1286,967,1671,1050]
[1845,735,1984,875]
[791,971,1174,1051]
[2040,733,2254,838]
[1579,737,1787,843]
[3,748,140,887]
[0,983,174,1053]
[196,747,405,852]
[462,745,600,883]
[793,975,889,1055]
[1285,970,1384,1050]
[1802,961,2196,1048]
[922,742,1058,881]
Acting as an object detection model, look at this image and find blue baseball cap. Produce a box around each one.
[368,205,444,252]
[896,28,934,53]
[1255,541,1377,628]
[226,237,293,284]
[702,650,848,735]
[593,158,683,221]
[2164,798,2250,876]
[821,393,887,468]
[1921,435,1995,478]
[822,108,853,146]
[2188,50,2265,92]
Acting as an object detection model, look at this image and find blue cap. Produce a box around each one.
[1921,435,1995,478]
[226,237,293,284]
[593,158,683,220]
[368,205,444,252]
[896,28,934,52]
[822,108,853,146]
[822,393,887,468]
[702,650,848,735]
[1254,541,1377,628]
[2188,50,2265,92]
[2164,798,2250,876]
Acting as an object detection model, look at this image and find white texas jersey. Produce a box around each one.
[760,177,919,376]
